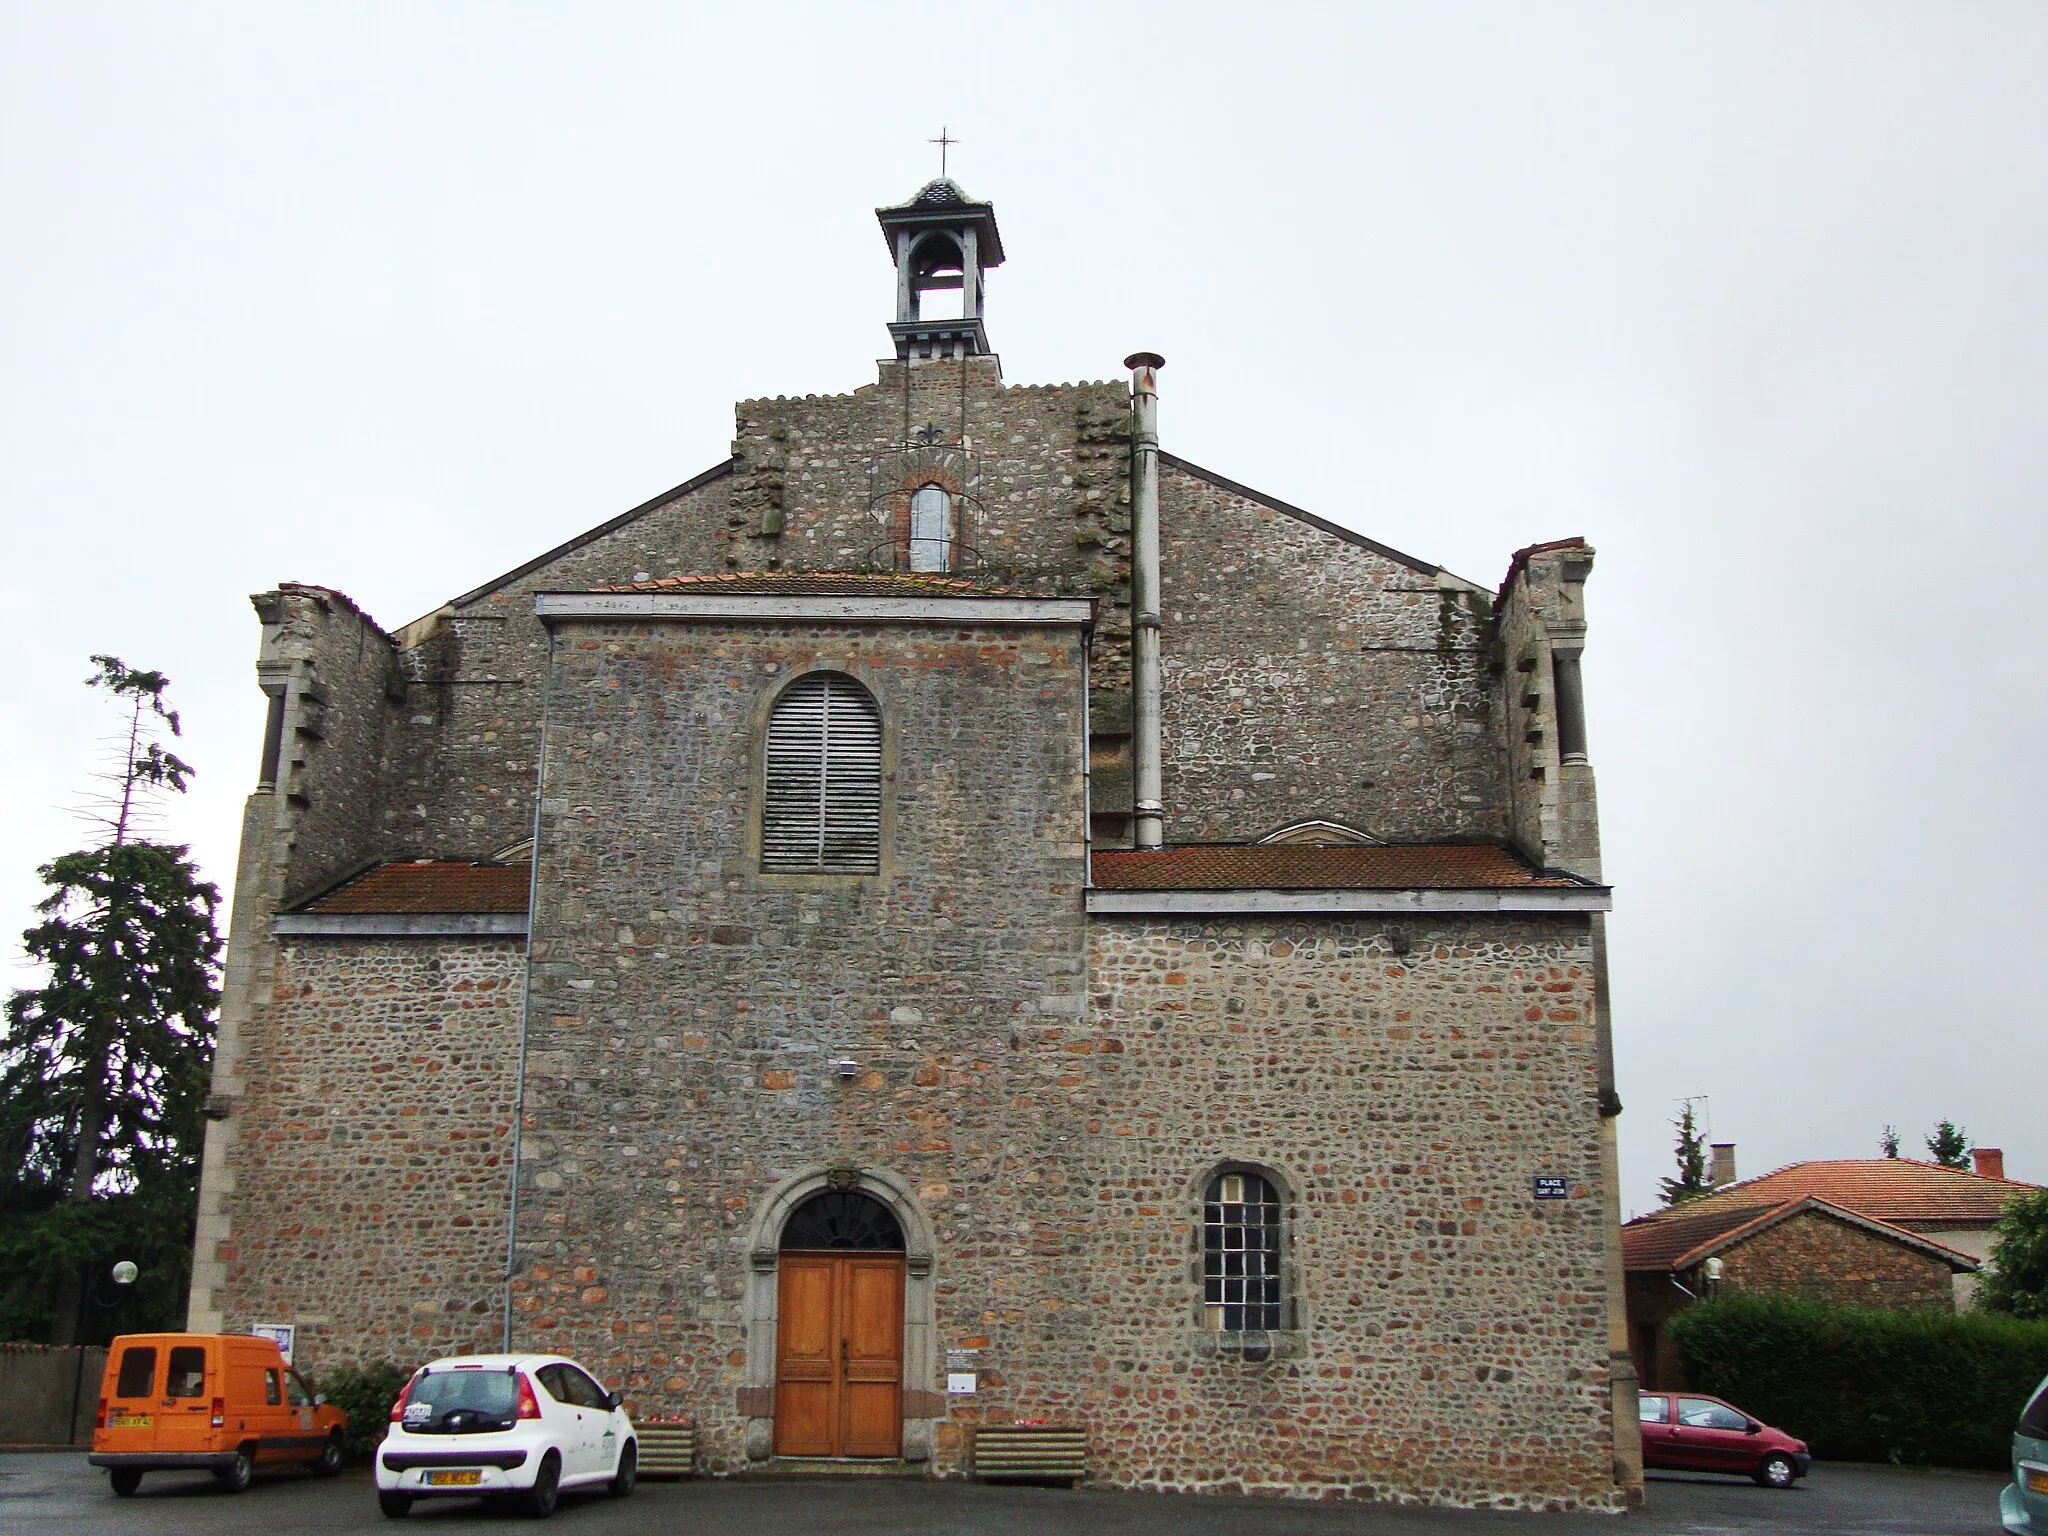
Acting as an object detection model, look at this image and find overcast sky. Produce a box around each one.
[4,2,2044,1217]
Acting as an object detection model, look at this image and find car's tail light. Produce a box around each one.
[515,1372,542,1420]
[389,1372,421,1423]
[95,1397,107,1430]
[210,1396,226,1428]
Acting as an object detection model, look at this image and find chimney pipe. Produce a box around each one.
[1126,351,1166,850]
[1709,1143,1737,1188]
[1972,1148,2005,1181]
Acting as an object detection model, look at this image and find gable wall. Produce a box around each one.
[1723,1210,1956,1311]
[380,472,734,863]
[1156,464,1505,843]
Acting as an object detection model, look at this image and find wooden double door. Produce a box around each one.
[773,1252,904,1458]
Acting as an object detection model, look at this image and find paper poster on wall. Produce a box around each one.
[251,1323,295,1364]
[946,1371,977,1395]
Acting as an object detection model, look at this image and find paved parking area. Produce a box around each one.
[0,1453,2008,1535]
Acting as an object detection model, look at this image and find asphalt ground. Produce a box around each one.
[0,1453,2010,1536]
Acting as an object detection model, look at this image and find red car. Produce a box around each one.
[1639,1391,1812,1488]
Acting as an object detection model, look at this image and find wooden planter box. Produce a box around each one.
[971,1425,1087,1486]
[634,1420,696,1479]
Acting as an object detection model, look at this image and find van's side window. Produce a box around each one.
[166,1347,207,1398]
[286,1371,314,1407]
[264,1368,282,1406]
[114,1347,156,1398]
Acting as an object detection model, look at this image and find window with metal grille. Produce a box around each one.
[1203,1171,1285,1331]
[762,672,883,873]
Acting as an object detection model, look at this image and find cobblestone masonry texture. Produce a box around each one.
[214,937,524,1362]
[1156,467,1501,845]
[1719,1210,1958,1312]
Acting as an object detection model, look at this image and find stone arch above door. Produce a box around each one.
[741,1166,939,1462]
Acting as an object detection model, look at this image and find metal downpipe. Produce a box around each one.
[1126,351,1165,850]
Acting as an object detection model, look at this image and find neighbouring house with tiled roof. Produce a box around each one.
[191,179,1639,1509]
[1620,1148,2035,1389]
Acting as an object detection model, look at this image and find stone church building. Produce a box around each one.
[189,179,1641,1507]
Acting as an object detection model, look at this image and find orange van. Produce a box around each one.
[87,1332,348,1495]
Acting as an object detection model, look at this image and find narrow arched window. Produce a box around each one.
[908,484,952,572]
[762,672,882,873]
[1203,1171,1285,1331]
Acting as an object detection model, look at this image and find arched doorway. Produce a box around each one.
[774,1190,905,1458]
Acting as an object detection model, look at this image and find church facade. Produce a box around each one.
[189,180,1642,1507]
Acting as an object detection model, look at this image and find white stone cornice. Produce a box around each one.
[535,592,1097,626]
[273,912,529,937]
[1084,887,1610,916]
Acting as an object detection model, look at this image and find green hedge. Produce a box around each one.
[1667,1292,2048,1468]
[312,1361,410,1463]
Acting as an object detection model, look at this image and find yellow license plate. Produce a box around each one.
[425,1469,483,1487]
[108,1415,152,1429]
[2027,1467,2048,1494]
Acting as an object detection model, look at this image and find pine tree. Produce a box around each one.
[1925,1120,1971,1171]
[1659,1104,1713,1206]
[1879,1125,1901,1158]
[0,658,220,1343]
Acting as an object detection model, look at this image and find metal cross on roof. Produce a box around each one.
[928,126,958,177]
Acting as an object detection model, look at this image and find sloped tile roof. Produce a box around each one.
[1621,1202,1783,1270]
[298,861,531,915]
[1089,843,1594,891]
[1622,1195,1980,1273]
[1631,1159,2037,1231]
[588,571,1035,597]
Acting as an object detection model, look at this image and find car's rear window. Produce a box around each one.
[114,1347,156,1399]
[402,1368,520,1434]
[1638,1394,1670,1425]
[166,1347,207,1398]
[2020,1380,2048,1440]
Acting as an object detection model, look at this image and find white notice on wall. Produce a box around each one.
[946,1371,977,1396]
[251,1323,295,1364]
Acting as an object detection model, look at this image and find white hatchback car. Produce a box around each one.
[374,1353,636,1518]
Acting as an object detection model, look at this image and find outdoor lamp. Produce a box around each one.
[111,1261,138,1287]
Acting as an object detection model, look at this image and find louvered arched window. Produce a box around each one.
[762,672,883,873]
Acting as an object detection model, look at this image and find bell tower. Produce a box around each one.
[877,179,1005,362]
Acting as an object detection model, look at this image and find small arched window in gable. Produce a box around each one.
[762,672,883,874]
[908,483,952,572]
[1203,1170,1285,1331]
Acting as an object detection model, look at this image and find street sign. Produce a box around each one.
[1532,1176,1568,1200]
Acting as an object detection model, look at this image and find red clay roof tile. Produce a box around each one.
[1631,1159,2037,1232]
[300,861,531,915]
[1089,843,1592,891]
[1622,1195,1981,1272]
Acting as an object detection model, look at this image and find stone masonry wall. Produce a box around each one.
[211,936,524,1373]
[512,614,1093,1468]
[378,358,1137,867]
[1045,915,1618,1506]
[265,585,404,904]
[381,469,735,866]
[1722,1210,1957,1312]
[1157,463,1503,845]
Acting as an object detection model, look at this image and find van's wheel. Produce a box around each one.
[378,1491,414,1518]
[215,1447,254,1493]
[1754,1452,1797,1489]
[109,1468,143,1497]
[522,1450,560,1518]
[608,1441,636,1497]
[311,1434,344,1477]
